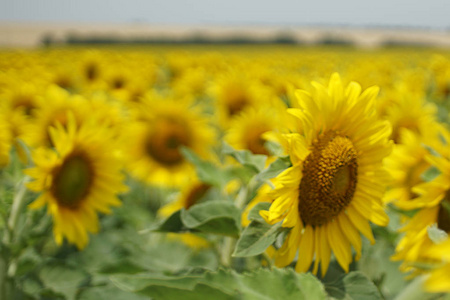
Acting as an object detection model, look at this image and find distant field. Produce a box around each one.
[1,22,450,48]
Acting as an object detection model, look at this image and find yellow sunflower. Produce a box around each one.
[26,115,128,249]
[382,85,437,143]
[209,72,274,128]
[260,73,392,275]
[125,94,215,187]
[392,125,450,274]
[225,103,287,157]
[28,85,91,148]
[383,126,441,209]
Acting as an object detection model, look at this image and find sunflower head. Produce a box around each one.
[225,103,288,156]
[260,73,392,275]
[126,94,216,186]
[26,114,127,249]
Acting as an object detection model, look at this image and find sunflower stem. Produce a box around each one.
[220,237,235,267]
[7,177,28,243]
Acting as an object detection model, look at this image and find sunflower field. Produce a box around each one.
[1,45,450,299]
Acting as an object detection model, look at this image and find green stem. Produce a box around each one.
[0,176,29,299]
[220,237,236,267]
[7,177,28,242]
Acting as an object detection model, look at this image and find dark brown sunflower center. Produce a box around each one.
[298,131,358,227]
[51,153,94,209]
[146,120,191,166]
[227,90,249,116]
[185,183,211,209]
[112,77,125,90]
[246,128,270,156]
[13,96,35,115]
[85,63,98,81]
[437,190,450,232]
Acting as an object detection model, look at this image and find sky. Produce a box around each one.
[2,0,450,29]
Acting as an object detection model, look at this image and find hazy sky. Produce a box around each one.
[2,0,450,29]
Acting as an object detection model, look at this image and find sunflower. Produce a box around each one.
[28,85,92,148]
[383,126,442,209]
[125,94,215,186]
[225,103,287,157]
[260,73,392,275]
[392,125,450,274]
[209,72,274,128]
[382,85,437,143]
[26,115,128,249]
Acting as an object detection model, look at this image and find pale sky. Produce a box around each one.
[2,0,450,29]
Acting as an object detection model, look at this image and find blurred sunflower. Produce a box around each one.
[26,115,127,249]
[225,104,287,157]
[260,73,392,275]
[209,73,273,127]
[383,126,441,209]
[392,125,450,275]
[28,85,91,148]
[125,95,215,186]
[382,85,437,143]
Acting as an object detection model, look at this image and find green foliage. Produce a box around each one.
[325,271,382,300]
[254,156,291,183]
[222,143,267,173]
[233,202,286,257]
[39,264,88,300]
[111,267,328,300]
[181,201,241,237]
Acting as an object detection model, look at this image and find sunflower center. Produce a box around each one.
[437,190,450,232]
[298,131,358,227]
[51,153,94,209]
[246,128,270,155]
[85,63,98,81]
[146,120,191,166]
[112,77,125,90]
[227,90,249,116]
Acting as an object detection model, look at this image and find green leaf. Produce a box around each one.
[111,273,202,292]
[233,220,283,257]
[246,202,272,222]
[325,271,382,300]
[151,210,185,233]
[222,143,267,172]
[111,268,327,300]
[78,285,150,300]
[39,264,88,300]
[255,156,291,182]
[140,284,233,300]
[233,202,282,258]
[357,237,407,299]
[181,147,231,187]
[180,201,241,237]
